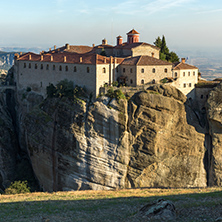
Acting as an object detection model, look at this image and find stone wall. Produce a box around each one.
[132,45,159,59]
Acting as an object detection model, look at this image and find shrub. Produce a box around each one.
[26,86,31,92]
[5,181,31,195]
[105,88,126,102]
[112,81,118,87]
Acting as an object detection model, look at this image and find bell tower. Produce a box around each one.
[127,29,140,44]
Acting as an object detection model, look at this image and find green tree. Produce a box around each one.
[153,36,162,48]
[5,181,31,195]
[168,51,179,63]
[160,35,169,55]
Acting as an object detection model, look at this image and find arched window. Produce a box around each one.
[183,72,185,76]
[41,64,43,70]
[24,63,26,68]
[189,83,192,87]
[59,65,62,71]
[35,64,37,69]
[53,65,55,70]
[130,79,133,84]
[130,68,133,73]
[152,68,155,73]
[201,95,203,99]
[66,66,68,71]
[87,67,90,73]
[46,64,49,70]
[103,67,106,73]
[175,72,177,77]
[141,79,144,84]
[29,63,31,69]
[116,67,119,73]
[123,68,125,73]
[188,72,190,76]
[74,66,77,72]
[183,83,186,88]
[164,68,167,73]
[193,71,195,76]
[141,68,144,73]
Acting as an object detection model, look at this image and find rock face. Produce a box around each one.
[207,83,222,186]
[0,92,18,190]
[22,84,207,191]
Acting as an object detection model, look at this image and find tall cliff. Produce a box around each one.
[207,83,222,186]
[20,85,207,191]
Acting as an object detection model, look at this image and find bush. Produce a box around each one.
[112,81,118,87]
[105,88,125,102]
[5,181,31,195]
[26,87,31,92]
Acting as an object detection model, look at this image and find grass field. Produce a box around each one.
[0,187,222,222]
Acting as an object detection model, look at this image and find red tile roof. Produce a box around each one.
[173,62,198,70]
[47,45,94,54]
[114,42,159,50]
[122,55,172,66]
[16,52,124,65]
[127,29,140,35]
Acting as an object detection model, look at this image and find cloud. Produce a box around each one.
[112,0,195,15]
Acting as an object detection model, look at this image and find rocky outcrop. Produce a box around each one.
[22,84,207,191]
[207,83,222,186]
[0,93,18,191]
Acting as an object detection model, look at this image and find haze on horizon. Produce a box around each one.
[1,0,222,54]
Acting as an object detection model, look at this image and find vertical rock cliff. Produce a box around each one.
[21,85,207,191]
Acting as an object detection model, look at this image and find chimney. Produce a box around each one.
[14,53,19,59]
[181,58,186,63]
[92,43,95,47]
[151,52,154,58]
[116,36,123,46]
[20,52,22,55]
[29,54,31,60]
[51,55,53,62]
[65,43,70,50]
[103,57,106,63]
[102,39,107,45]
[64,56,66,63]
[49,48,51,51]
[40,55,43,61]
[80,57,82,63]
[54,45,56,50]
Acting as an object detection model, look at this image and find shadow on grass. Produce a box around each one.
[0,190,222,222]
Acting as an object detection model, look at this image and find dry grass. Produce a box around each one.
[0,187,222,221]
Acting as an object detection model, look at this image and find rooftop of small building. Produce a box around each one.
[121,55,172,66]
[173,61,198,70]
[127,29,140,35]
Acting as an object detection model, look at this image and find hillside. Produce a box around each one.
[1,188,222,221]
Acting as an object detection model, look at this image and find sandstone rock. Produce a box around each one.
[139,199,176,221]
[207,83,222,186]
[0,93,17,189]
[22,84,207,191]
[127,90,206,188]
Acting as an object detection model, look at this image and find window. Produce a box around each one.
[29,63,31,69]
[66,66,68,71]
[175,72,177,77]
[183,72,185,77]
[141,79,144,84]
[41,64,43,70]
[40,82,42,87]
[116,67,118,73]
[193,71,195,76]
[152,68,155,73]
[201,95,203,99]
[35,64,37,69]
[87,67,90,73]
[59,65,62,71]
[130,79,133,84]
[183,83,186,88]
[141,68,144,73]
[103,67,106,73]
[123,68,125,73]
[189,83,192,87]
[188,72,190,76]
[46,64,49,70]
[24,63,26,68]
[74,66,77,72]
[164,68,167,73]
[130,68,132,73]
[53,65,55,70]
[206,95,208,99]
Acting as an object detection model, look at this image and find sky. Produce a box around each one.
[1,0,222,55]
